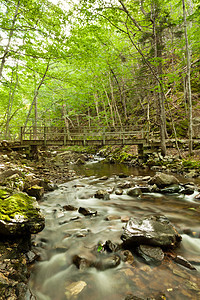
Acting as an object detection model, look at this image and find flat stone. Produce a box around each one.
[105,215,120,221]
[160,184,181,194]
[65,281,87,298]
[137,244,164,265]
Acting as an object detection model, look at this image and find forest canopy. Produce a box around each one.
[0,0,199,155]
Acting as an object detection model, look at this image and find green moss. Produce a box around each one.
[60,145,98,154]
[182,160,200,169]
[103,146,134,163]
[0,192,40,222]
[0,189,10,199]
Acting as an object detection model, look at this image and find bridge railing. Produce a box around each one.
[20,125,150,145]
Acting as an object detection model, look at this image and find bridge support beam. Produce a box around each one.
[138,143,144,161]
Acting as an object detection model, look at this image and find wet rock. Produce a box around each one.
[0,192,45,236]
[137,245,164,265]
[160,184,181,194]
[99,176,108,180]
[117,181,132,189]
[150,184,159,192]
[72,255,92,270]
[142,176,151,181]
[40,181,58,192]
[121,216,130,223]
[181,184,195,195]
[78,207,97,216]
[26,185,44,200]
[121,250,135,265]
[121,215,182,249]
[25,250,40,264]
[75,229,91,238]
[105,215,120,221]
[174,255,196,270]
[115,188,123,195]
[94,254,121,270]
[127,187,142,197]
[195,193,200,200]
[94,189,110,200]
[103,240,119,252]
[118,173,129,178]
[149,172,179,188]
[65,281,87,298]
[138,186,151,193]
[63,205,77,211]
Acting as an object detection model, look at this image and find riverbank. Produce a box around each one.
[0,145,200,299]
[96,145,200,179]
[0,147,89,299]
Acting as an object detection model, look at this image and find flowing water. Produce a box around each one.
[28,159,200,300]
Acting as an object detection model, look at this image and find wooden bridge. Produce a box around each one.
[3,125,156,158]
[2,125,197,158]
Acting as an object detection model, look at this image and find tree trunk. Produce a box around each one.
[0,0,20,80]
[101,81,116,128]
[109,75,123,129]
[62,103,71,140]
[151,4,167,155]
[23,60,50,133]
[182,0,193,155]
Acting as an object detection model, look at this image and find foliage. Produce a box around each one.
[0,0,199,145]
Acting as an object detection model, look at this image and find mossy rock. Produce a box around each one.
[0,189,10,199]
[0,192,45,236]
[26,185,44,200]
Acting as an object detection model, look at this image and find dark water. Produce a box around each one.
[28,160,200,300]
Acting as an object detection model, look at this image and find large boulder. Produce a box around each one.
[0,190,45,236]
[149,172,179,188]
[121,215,182,249]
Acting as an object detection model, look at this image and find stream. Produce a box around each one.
[28,158,200,300]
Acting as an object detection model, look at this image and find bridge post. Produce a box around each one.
[44,127,47,147]
[138,143,144,161]
[20,127,23,143]
[122,132,125,145]
[102,128,106,145]
[64,127,67,146]
[83,129,86,146]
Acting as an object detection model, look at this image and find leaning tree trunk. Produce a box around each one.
[23,60,50,135]
[182,0,193,155]
[0,1,20,80]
